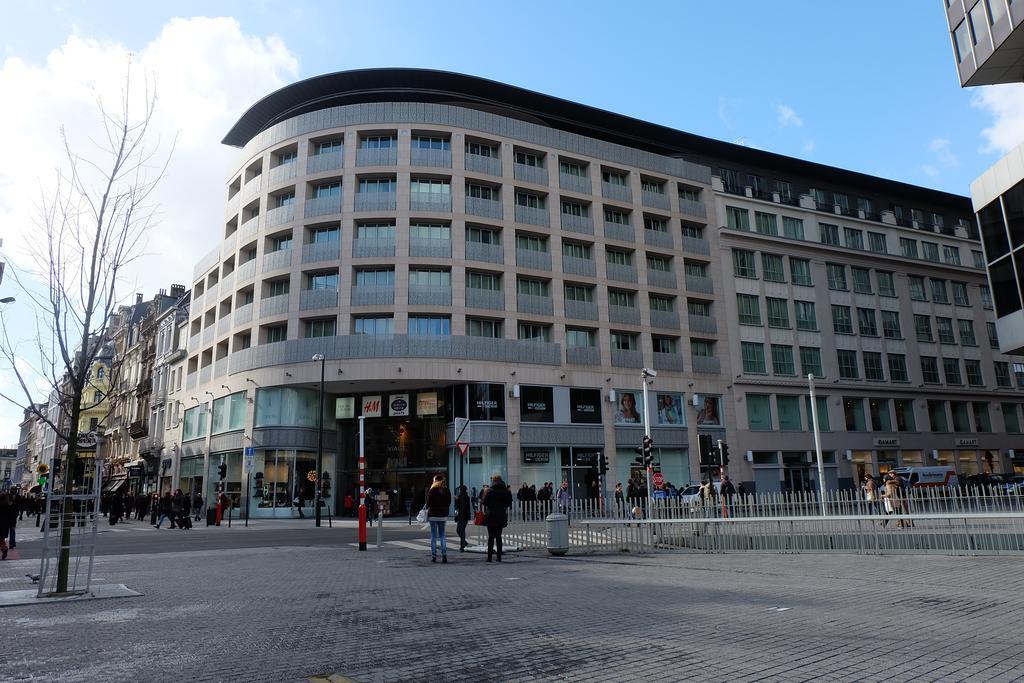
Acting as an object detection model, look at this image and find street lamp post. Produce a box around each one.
[807,373,827,515]
[640,368,656,514]
[312,354,325,527]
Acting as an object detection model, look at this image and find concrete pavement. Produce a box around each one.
[1,540,1022,682]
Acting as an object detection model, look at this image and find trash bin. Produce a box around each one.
[206,507,217,527]
[546,512,569,556]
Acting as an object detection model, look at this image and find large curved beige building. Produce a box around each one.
[173,69,1017,517]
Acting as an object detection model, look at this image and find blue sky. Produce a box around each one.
[1,1,1023,445]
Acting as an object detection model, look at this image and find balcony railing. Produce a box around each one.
[302,241,341,263]
[352,238,395,258]
[679,198,707,220]
[300,289,339,311]
[650,310,681,330]
[259,294,289,317]
[691,355,721,374]
[608,305,641,325]
[304,195,342,218]
[611,349,644,368]
[233,303,253,326]
[641,190,670,211]
[129,420,148,439]
[602,182,632,203]
[239,215,260,240]
[354,192,397,212]
[356,147,397,166]
[228,335,562,373]
[267,162,297,185]
[566,346,601,366]
[682,235,711,255]
[351,286,395,306]
[515,204,549,227]
[652,352,684,371]
[262,248,293,271]
[464,153,501,176]
[643,229,674,250]
[465,287,504,310]
[604,222,634,242]
[265,204,295,227]
[685,274,714,294]
[202,327,214,345]
[243,175,262,200]
[560,213,594,235]
[411,148,452,168]
[216,317,231,336]
[516,249,552,271]
[646,269,677,289]
[236,259,256,281]
[408,285,452,306]
[559,173,592,194]
[465,196,503,219]
[606,263,638,283]
[410,193,452,213]
[307,150,343,174]
[199,365,212,385]
[563,300,599,321]
[409,237,452,258]
[514,163,548,186]
[562,256,596,278]
[517,293,554,316]
[465,241,503,264]
[688,313,717,334]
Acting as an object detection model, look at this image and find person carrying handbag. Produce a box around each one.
[481,474,513,563]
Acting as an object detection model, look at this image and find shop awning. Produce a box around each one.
[102,476,127,494]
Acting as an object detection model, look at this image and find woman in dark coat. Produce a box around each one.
[426,475,452,563]
[481,475,513,563]
[454,485,472,552]
[0,493,15,559]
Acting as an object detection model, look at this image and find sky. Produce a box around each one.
[1,0,1023,445]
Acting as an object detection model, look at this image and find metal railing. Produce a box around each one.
[464,153,501,176]
[307,149,343,174]
[465,196,503,219]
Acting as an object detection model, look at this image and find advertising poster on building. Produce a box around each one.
[570,388,602,424]
[656,393,685,426]
[417,392,438,416]
[469,383,505,421]
[335,396,355,420]
[696,395,722,427]
[362,395,382,418]
[613,390,643,425]
[389,394,410,417]
[520,386,553,422]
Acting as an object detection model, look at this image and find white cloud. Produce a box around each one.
[0,17,299,443]
[777,104,803,128]
[972,83,1024,154]
[928,138,959,167]
[919,164,939,179]
[801,140,815,154]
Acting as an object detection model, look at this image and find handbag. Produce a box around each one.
[416,507,428,524]
[473,510,485,526]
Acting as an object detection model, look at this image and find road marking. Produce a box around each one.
[765,607,791,612]
[504,577,522,581]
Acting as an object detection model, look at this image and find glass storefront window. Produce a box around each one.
[254,387,332,428]
[958,451,980,476]
[182,405,208,441]
[900,450,924,467]
[212,392,247,434]
[468,384,505,421]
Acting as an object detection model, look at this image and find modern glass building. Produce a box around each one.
[172,69,1020,517]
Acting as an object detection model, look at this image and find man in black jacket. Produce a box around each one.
[481,475,513,563]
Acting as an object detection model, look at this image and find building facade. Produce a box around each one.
[946,0,1024,87]
[176,69,1019,517]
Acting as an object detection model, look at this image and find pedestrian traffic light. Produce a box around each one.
[642,435,654,468]
[217,463,227,480]
[710,446,720,466]
[720,443,730,467]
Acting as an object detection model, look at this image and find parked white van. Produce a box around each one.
[888,466,959,488]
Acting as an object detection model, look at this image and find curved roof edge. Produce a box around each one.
[224,68,969,207]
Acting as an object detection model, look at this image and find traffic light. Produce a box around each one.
[218,463,227,480]
[709,446,720,466]
[642,435,654,468]
[720,443,730,467]
[632,447,644,467]
[598,452,608,476]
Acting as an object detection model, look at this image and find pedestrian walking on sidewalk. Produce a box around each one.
[482,474,512,563]
[0,493,15,559]
[426,475,452,564]
[193,492,204,521]
[150,493,160,526]
[156,492,175,529]
[294,489,306,519]
[454,484,471,552]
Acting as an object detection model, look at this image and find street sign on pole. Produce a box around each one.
[456,441,470,457]
[652,472,664,488]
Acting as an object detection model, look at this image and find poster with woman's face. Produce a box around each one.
[656,393,684,426]
[614,390,643,424]
[696,395,722,427]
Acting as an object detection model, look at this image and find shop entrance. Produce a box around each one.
[558,447,600,500]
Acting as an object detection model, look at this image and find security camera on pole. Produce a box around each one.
[640,368,656,514]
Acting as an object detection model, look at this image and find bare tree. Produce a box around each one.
[0,70,172,593]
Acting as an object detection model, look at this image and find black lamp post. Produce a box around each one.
[312,353,325,527]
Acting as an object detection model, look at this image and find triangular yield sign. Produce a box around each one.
[457,441,470,456]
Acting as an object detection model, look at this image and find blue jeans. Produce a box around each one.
[429,520,447,558]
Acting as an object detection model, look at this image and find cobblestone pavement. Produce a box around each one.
[2,543,1023,682]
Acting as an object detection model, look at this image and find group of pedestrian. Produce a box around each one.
[864,471,914,528]
[155,489,194,530]
[423,473,513,564]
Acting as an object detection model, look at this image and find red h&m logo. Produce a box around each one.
[362,396,382,417]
